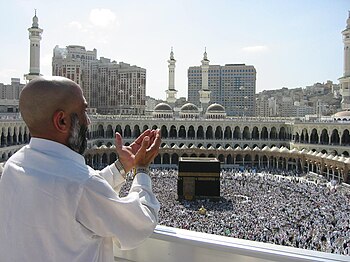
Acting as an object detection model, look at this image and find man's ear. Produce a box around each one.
[53,110,70,133]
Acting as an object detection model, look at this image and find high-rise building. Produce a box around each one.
[0,78,24,100]
[188,51,256,116]
[52,45,97,105]
[52,45,146,115]
[339,12,350,110]
[90,58,146,115]
[25,11,43,82]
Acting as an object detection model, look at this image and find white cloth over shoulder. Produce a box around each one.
[0,138,160,262]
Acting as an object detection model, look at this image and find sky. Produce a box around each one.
[0,0,348,99]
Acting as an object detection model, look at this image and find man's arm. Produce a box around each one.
[76,129,161,249]
[76,171,160,250]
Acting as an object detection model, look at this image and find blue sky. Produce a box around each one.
[0,0,348,99]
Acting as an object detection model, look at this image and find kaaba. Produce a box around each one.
[177,157,220,200]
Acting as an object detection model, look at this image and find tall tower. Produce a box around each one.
[166,47,178,105]
[25,10,43,82]
[339,11,350,110]
[198,48,211,111]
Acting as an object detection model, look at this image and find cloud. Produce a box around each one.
[242,45,268,53]
[68,21,83,30]
[89,8,117,27]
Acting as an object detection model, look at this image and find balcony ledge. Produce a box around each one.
[114,225,348,262]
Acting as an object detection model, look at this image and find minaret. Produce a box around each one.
[25,10,43,82]
[198,48,211,112]
[166,47,178,105]
[339,11,350,110]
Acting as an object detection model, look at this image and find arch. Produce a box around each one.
[143,125,149,132]
[106,125,113,138]
[206,126,213,139]
[102,153,108,165]
[236,154,243,165]
[244,154,252,166]
[152,125,158,130]
[330,129,340,145]
[251,126,259,140]
[341,129,350,146]
[197,126,204,139]
[227,154,233,164]
[161,125,168,138]
[320,129,329,144]
[163,153,170,164]
[342,151,349,157]
[97,125,104,138]
[262,155,268,167]
[188,126,195,139]
[169,125,177,138]
[270,127,277,140]
[124,125,132,138]
[233,126,241,139]
[215,126,223,139]
[242,126,250,140]
[310,128,319,144]
[300,128,309,143]
[133,125,141,138]
[261,127,268,140]
[279,127,286,140]
[171,154,179,165]
[179,125,186,139]
[224,126,232,139]
[218,154,225,163]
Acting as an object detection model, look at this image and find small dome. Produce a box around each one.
[206,103,225,113]
[333,110,350,117]
[154,102,172,111]
[180,103,199,112]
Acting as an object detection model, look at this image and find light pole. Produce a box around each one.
[118,90,124,115]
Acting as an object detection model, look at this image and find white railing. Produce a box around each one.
[114,225,348,262]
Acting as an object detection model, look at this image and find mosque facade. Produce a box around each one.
[1,12,350,183]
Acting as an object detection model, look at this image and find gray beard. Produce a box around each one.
[67,113,88,155]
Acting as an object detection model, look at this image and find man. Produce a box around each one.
[0,76,161,262]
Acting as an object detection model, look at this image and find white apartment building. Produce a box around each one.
[188,52,256,116]
[0,78,24,100]
[52,45,146,114]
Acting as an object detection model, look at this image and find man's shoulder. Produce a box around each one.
[4,145,94,184]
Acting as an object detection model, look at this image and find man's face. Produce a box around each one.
[67,113,88,155]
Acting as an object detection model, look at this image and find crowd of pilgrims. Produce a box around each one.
[119,168,350,256]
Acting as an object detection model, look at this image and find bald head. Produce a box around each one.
[20,76,84,136]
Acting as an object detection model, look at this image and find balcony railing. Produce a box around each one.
[114,225,348,262]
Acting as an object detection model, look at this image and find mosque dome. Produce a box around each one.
[205,103,226,119]
[154,102,172,111]
[153,102,173,118]
[333,110,350,121]
[206,103,226,113]
[180,103,199,112]
[179,102,200,119]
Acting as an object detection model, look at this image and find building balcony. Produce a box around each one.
[114,225,348,262]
